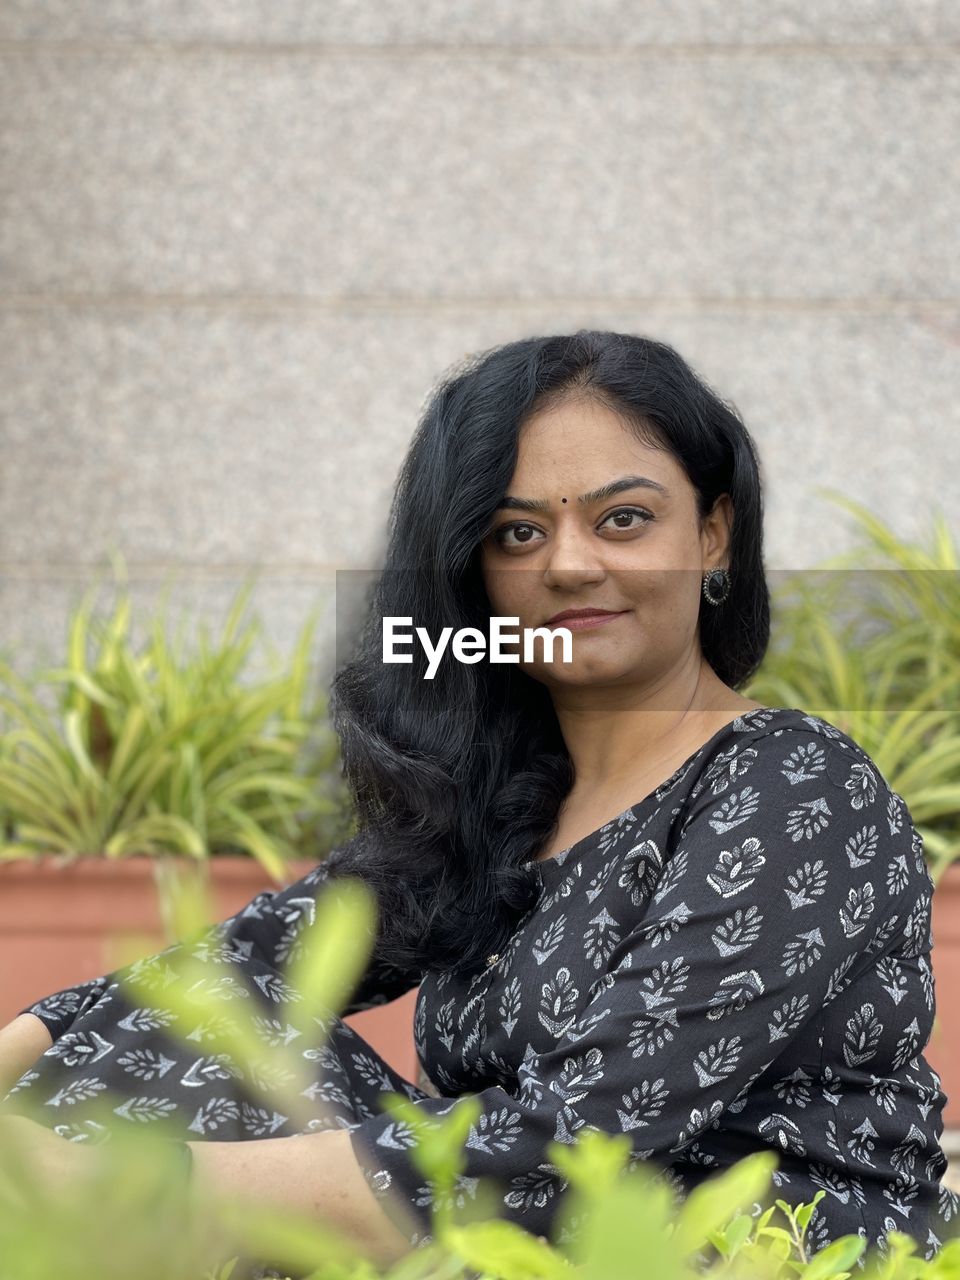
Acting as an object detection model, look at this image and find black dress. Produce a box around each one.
[6,707,959,1267]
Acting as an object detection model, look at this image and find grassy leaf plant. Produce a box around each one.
[0,555,350,886]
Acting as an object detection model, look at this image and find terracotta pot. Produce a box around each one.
[929,862,960,1129]
[0,854,419,1082]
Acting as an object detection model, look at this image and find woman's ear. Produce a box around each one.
[702,492,734,564]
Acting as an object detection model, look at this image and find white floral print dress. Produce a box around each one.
[7,707,960,1268]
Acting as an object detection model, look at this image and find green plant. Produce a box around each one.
[744,492,960,881]
[0,555,351,880]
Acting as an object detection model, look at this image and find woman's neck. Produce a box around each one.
[549,663,761,794]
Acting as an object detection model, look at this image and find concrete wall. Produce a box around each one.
[1,3,957,687]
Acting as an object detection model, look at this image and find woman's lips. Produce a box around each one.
[546,611,629,631]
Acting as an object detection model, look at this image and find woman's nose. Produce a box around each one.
[541,523,607,587]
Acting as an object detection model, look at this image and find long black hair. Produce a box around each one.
[328,329,771,979]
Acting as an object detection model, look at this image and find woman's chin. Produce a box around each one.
[538,655,636,688]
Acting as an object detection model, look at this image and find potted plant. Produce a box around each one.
[0,557,419,1079]
[742,491,960,1124]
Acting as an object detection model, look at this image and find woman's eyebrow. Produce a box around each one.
[496,474,670,513]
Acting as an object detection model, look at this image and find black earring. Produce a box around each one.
[702,567,731,606]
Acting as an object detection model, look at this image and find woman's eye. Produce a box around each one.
[494,522,546,549]
[600,507,653,531]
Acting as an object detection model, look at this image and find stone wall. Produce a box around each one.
[1,3,957,686]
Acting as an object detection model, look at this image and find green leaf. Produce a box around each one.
[63,706,107,792]
[794,1190,826,1233]
[671,1151,777,1256]
[571,1172,682,1280]
[214,803,287,879]
[36,667,122,710]
[282,876,379,1038]
[547,1127,631,1197]
[442,1220,571,1280]
[801,1233,867,1280]
[106,704,149,788]
[103,813,206,859]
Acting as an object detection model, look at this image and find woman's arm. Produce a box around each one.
[0,1015,53,1099]
[187,1128,415,1268]
[0,1114,413,1268]
[13,973,113,1044]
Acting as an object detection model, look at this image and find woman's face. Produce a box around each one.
[478,394,733,692]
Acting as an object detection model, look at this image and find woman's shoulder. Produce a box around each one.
[688,705,908,826]
[668,705,931,949]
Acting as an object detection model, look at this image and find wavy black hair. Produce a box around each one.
[328,329,771,980]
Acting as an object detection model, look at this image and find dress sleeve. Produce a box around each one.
[15,835,423,1042]
[347,731,918,1246]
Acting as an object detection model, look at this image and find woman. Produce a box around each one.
[2,330,957,1270]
